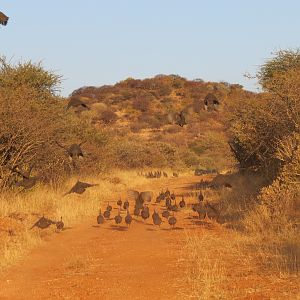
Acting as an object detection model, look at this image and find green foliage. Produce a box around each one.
[0,58,107,188]
[258,49,300,90]
[0,57,62,98]
[228,50,300,179]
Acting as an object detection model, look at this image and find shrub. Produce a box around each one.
[258,49,300,90]
[0,57,61,99]
[132,97,150,112]
[0,58,108,189]
[228,56,300,178]
[99,110,117,124]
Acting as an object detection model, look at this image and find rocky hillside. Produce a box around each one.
[69,75,254,171]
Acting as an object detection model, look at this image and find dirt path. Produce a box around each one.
[0,176,202,300]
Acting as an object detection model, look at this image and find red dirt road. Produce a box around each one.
[0,176,199,300]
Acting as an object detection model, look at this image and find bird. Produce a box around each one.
[205,202,219,220]
[11,165,39,190]
[103,210,111,219]
[97,210,105,224]
[125,210,132,227]
[114,210,122,225]
[170,200,179,212]
[152,210,159,222]
[56,217,64,230]
[179,196,186,208]
[156,192,165,203]
[168,215,177,229]
[166,197,172,208]
[0,11,9,26]
[141,206,150,222]
[117,198,122,208]
[164,189,171,197]
[106,202,112,212]
[192,203,206,219]
[224,182,232,189]
[63,180,98,196]
[56,141,84,160]
[198,191,204,202]
[123,200,129,210]
[133,206,140,217]
[30,215,55,230]
[162,210,170,219]
[66,96,90,111]
[170,191,176,201]
[153,214,162,227]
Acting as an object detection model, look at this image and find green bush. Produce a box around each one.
[228,51,300,179]
[0,57,61,99]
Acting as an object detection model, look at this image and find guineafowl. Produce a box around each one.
[156,192,165,203]
[170,200,179,212]
[106,202,112,212]
[125,210,132,227]
[114,210,122,225]
[56,217,64,230]
[0,11,9,26]
[30,215,55,230]
[224,182,232,189]
[166,197,171,208]
[123,200,129,210]
[103,210,111,219]
[205,202,219,220]
[97,210,105,224]
[162,210,170,219]
[198,191,204,202]
[133,206,140,217]
[192,203,206,219]
[141,206,150,222]
[64,180,98,196]
[164,189,171,197]
[168,214,177,229]
[153,214,162,227]
[179,196,186,208]
[152,210,159,222]
[170,191,176,201]
[117,198,122,208]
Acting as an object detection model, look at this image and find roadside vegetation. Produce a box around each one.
[185,50,300,299]
[0,50,299,299]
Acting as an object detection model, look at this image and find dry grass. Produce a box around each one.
[184,228,300,300]
[184,172,300,299]
[0,170,153,270]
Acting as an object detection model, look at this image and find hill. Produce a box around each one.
[69,75,254,171]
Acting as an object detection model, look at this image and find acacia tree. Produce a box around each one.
[0,58,106,189]
[228,50,300,181]
[258,49,300,90]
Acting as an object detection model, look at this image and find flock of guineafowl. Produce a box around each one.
[30,184,217,232]
[95,187,217,230]
[96,189,181,229]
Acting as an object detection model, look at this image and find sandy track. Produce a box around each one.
[0,176,202,300]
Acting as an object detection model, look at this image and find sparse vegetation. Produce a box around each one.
[185,50,300,299]
[0,50,299,299]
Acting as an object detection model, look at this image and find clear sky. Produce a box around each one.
[1,1,300,96]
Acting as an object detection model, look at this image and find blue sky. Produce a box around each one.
[1,1,300,96]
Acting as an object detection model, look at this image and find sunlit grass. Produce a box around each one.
[0,169,156,270]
